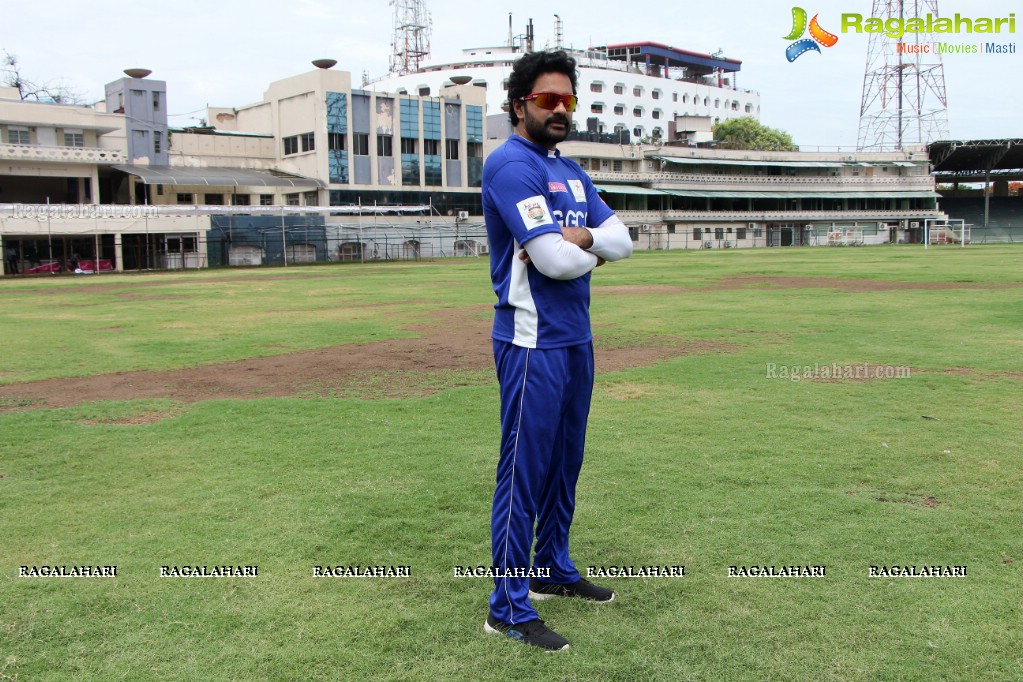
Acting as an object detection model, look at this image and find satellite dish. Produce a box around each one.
[449,75,472,85]
[312,59,338,69]
[124,68,152,79]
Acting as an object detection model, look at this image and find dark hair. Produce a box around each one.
[506,50,578,126]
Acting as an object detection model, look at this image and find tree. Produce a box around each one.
[712,117,798,152]
[2,52,85,104]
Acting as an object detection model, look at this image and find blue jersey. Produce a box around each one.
[483,135,615,349]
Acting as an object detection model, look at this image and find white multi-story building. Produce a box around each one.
[375,40,758,144]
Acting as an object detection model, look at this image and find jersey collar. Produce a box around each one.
[512,133,561,159]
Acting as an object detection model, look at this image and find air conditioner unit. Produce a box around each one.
[748,222,757,229]
[640,224,651,233]
[457,211,469,220]
[910,221,920,228]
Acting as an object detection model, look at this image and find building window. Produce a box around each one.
[652,127,663,139]
[300,132,315,152]
[445,139,459,160]
[590,82,603,93]
[64,129,84,147]
[612,160,622,172]
[466,104,484,187]
[353,133,369,156]
[672,92,678,102]
[683,94,689,104]
[714,99,721,108]
[326,91,349,184]
[633,86,643,97]
[614,83,624,95]
[286,193,301,206]
[205,193,224,205]
[153,91,161,111]
[377,134,393,156]
[591,103,604,114]
[424,138,440,156]
[283,135,299,155]
[423,101,441,141]
[745,103,753,113]
[693,228,702,239]
[424,155,442,186]
[8,127,30,144]
[704,97,710,106]
[633,107,643,117]
[652,109,662,120]
[614,104,625,115]
[715,228,724,239]
[260,194,274,206]
[304,191,319,206]
[736,227,747,240]
[652,89,662,100]
[401,154,420,186]
[232,194,251,206]
[176,193,193,205]
[401,137,417,154]
[633,127,643,138]
[153,131,162,153]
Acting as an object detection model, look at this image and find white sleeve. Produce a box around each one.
[585,215,634,262]
[522,232,599,280]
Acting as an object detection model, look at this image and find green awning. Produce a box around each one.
[595,184,668,196]
[654,156,846,169]
[657,189,939,199]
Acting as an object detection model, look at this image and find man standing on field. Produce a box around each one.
[481,50,633,651]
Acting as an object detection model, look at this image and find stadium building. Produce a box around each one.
[2,51,1019,274]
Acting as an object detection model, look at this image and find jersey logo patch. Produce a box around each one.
[516,196,553,230]
[549,181,568,193]
[568,179,586,203]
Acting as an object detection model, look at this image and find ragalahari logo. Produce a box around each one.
[784,7,839,61]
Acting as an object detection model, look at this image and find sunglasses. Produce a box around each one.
[521,92,578,112]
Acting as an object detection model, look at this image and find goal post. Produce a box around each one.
[924,219,969,249]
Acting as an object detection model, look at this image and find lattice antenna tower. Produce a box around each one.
[857,0,950,150]
[389,0,433,75]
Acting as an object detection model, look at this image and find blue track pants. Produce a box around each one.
[489,339,594,625]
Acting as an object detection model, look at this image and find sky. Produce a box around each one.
[3,0,1018,149]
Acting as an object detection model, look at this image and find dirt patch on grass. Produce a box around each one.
[943,367,1023,380]
[702,275,1023,293]
[847,487,941,508]
[0,306,734,410]
[78,411,181,426]
[875,494,941,508]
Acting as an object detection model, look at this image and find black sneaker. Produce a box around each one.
[484,613,569,651]
[528,578,616,603]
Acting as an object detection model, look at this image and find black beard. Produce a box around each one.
[524,108,570,148]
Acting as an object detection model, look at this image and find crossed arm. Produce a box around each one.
[521,215,633,280]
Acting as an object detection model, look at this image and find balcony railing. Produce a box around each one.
[0,143,126,164]
[615,208,945,222]
[589,171,934,190]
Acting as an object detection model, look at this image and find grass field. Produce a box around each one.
[1,244,1021,680]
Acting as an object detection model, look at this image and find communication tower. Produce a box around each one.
[389,0,432,75]
[856,0,950,150]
